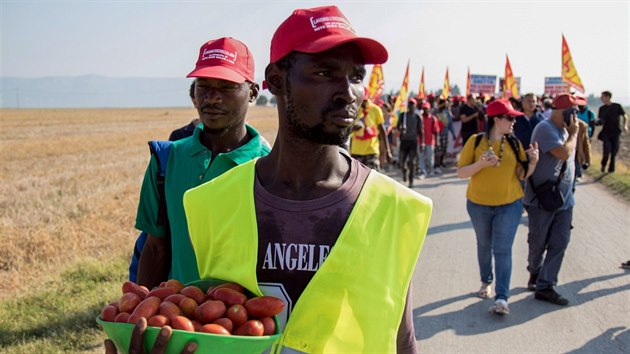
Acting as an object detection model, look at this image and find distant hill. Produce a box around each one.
[1,76,196,108]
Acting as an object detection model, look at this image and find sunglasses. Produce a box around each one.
[499,115,516,122]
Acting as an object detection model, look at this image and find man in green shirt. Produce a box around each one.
[135,37,270,288]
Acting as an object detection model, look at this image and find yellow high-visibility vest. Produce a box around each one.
[184,159,432,353]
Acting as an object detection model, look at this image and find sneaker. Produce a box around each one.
[527,273,538,291]
[489,299,510,315]
[535,287,569,306]
[434,167,442,174]
[621,261,630,269]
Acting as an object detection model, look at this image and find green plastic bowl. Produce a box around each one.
[97,279,281,354]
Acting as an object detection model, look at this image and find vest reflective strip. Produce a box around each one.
[184,159,432,353]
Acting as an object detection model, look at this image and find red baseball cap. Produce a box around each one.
[187,37,255,83]
[486,99,524,117]
[552,93,587,110]
[421,101,431,109]
[269,6,388,64]
[408,97,417,105]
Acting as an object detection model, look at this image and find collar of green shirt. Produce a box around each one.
[188,123,268,164]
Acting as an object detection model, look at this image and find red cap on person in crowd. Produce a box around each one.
[421,101,431,109]
[552,93,587,110]
[269,6,388,64]
[187,37,255,83]
[486,99,525,117]
[408,97,417,105]
[427,93,435,99]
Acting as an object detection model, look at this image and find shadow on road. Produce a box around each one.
[414,272,630,341]
[427,220,472,236]
[566,326,630,354]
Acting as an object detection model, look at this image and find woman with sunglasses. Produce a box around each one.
[457,99,539,316]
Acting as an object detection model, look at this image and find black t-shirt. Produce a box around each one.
[397,111,422,143]
[168,120,197,141]
[254,155,417,353]
[598,103,626,136]
[459,104,480,134]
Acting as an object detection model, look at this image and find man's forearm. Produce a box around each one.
[564,133,578,157]
[137,234,169,288]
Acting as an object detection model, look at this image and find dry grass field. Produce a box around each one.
[0,106,279,301]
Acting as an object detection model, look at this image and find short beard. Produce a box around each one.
[284,80,352,146]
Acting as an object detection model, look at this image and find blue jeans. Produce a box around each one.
[467,199,523,301]
[418,145,435,175]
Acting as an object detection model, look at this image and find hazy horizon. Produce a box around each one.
[2,1,629,105]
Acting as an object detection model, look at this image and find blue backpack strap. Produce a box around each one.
[148,141,173,228]
[149,141,173,178]
[128,140,172,281]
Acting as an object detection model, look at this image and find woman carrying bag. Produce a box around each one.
[457,99,539,315]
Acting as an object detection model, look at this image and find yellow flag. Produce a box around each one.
[465,67,471,97]
[417,66,426,99]
[441,67,450,99]
[503,55,518,98]
[366,64,384,104]
[561,34,585,93]
[390,60,410,127]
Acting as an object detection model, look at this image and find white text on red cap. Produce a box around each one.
[202,48,238,65]
[309,16,354,33]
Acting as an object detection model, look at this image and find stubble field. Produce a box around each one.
[0,106,278,353]
[0,106,279,296]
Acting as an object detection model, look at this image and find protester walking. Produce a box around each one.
[457,99,539,315]
[597,91,628,173]
[397,98,423,187]
[524,93,584,306]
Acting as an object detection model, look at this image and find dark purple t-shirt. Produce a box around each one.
[254,155,417,353]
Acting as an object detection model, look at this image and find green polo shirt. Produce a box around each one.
[135,124,270,284]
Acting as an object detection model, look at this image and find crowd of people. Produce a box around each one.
[104,4,628,353]
[354,89,626,183]
[348,86,627,316]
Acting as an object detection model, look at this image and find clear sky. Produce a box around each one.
[2,0,629,103]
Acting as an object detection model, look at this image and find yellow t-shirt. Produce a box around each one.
[457,134,526,206]
[351,101,384,156]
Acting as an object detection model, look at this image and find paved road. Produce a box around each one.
[389,167,630,353]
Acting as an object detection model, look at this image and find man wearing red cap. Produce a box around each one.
[419,101,441,177]
[523,93,584,306]
[134,37,270,288]
[184,6,432,353]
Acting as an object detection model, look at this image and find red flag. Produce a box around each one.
[440,67,450,99]
[390,60,410,128]
[366,64,385,105]
[561,34,585,93]
[417,66,426,99]
[503,55,518,98]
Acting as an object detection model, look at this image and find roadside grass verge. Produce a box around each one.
[585,151,630,203]
[0,256,127,353]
